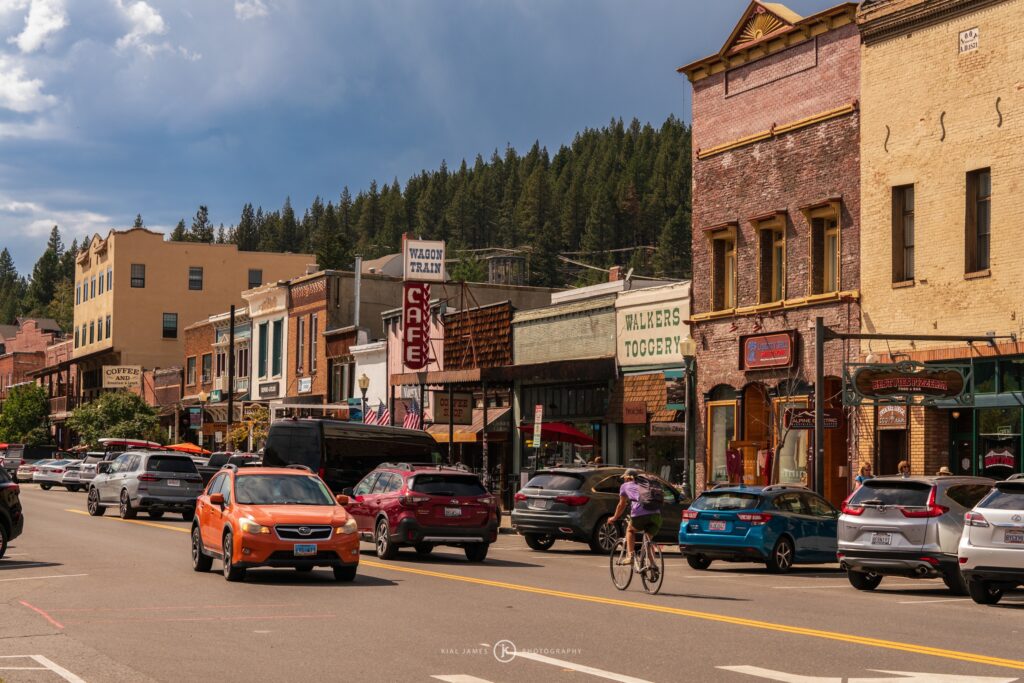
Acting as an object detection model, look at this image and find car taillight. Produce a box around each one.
[514,493,527,502]
[399,494,430,507]
[842,502,866,515]
[52,469,65,474]
[964,511,989,527]
[899,488,948,518]
[682,510,699,520]
[555,495,590,506]
[138,473,159,482]
[736,512,773,526]
[478,496,496,506]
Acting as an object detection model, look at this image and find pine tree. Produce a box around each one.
[133,214,144,228]
[26,226,63,310]
[235,203,258,250]
[0,248,23,325]
[279,198,298,251]
[189,205,214,243]
[654,208,692,279]
[170,219,187,241]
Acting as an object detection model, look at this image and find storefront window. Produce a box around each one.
[708,402,735,483]
[1000,359,1024,394]
[974,361,997,394]
[978,407,1020,479]
[776,400,808,484]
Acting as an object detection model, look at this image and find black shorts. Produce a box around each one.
[630,513,662,537]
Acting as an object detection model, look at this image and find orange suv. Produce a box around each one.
[191,465,360,582]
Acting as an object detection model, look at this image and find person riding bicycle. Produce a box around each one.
[607,468,662,563]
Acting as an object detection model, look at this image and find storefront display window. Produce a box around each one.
[978,407,1020,479]
[775,400,808,484]
[707,401,735,483]
[974,360,997,394]
[622,426,680,483]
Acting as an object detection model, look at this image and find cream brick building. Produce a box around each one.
[857,0,1024,478]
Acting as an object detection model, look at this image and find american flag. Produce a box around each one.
[402,398,422,430]
[367,401,390,426]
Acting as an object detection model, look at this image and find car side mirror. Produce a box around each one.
[335,494,350,506]
[342,487,354,496]
[209,492,225,505]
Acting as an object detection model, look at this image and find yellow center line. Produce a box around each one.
[64,508,1024,671]
[66,508,190,533]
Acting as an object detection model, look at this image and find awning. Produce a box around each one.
[428,407,511,444]
[166,442,212,455]
[518,421,596,446]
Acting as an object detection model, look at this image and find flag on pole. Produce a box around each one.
[402,397,421,430]
[379,402,391,427]
[367,401,389,426]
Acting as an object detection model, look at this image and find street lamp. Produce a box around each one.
[357,373,370,422]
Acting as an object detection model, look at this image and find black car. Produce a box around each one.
[0,466,24,558]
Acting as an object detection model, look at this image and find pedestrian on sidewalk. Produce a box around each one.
[855,463,873,487]
[898,460,910,477]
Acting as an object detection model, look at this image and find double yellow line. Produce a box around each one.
[66,508,1024,671]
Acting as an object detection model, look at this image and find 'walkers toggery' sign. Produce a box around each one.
[616,300,690,367]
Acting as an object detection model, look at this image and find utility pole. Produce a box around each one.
[227,305,235,449]
[814,316,825,496]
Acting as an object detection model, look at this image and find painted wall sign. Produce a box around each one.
[402,282,431,370]
[621,401,647,425]
[959,27,979,53]
[784,407,841,431]
[258,382,280,399]
[853,365,966,401]
[740,332,797,370]
[876,404,908,430]
[434,392,473,425]
[664,369,687,411]
[403,238,446,282]
[616,302,690,366]
[102,365,142,389]
[649,421,686,437]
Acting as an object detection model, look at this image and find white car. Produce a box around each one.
[33,460,74,490]
[959,479,1024,605]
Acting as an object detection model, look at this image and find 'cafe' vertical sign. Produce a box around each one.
[401,237,445,370]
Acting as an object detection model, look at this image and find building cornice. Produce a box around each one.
[858,0,1013,46]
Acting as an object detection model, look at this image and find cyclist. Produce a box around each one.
[607,468,661,564]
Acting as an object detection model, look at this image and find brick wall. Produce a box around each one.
[513,299,616,365]
[183,322,214,396]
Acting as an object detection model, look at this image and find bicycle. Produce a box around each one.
[609,522,664,594]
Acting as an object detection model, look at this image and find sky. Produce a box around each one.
[0,0,834,274]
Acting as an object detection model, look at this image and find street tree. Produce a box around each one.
[0,383,50,445]
[67,391,162,449]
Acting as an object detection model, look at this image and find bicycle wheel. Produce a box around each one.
[609,538,634,591]
[640,539,665,595]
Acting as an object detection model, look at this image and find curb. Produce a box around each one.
[499,527,517,535]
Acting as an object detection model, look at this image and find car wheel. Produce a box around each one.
[222,531,245,582]
[766,536,794,573]
[40,483,52,491]
[523,533,556,551]
[119,490,137,520]
[967,578,1003,605]
[465,543,490,563]
[87,488,106,516]
[942,570,969,596]
[847,570,883,591]
[414,543,434,556]
[191,526,212,572]
[375,518,398,560]
[181,509,193,521]
[589,518,620,554]
[686,554,712,570]
[0,521,7,560]
[148,510,164,520]
[333,565,357,582]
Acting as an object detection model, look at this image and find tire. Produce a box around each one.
[87,488,106,516]
[191,526,212,572]
[333,565,357,582]
[222,531,245,582]
[523,533,555,551]
[414,543,435,557]
[0,521,8,560]
[943,570,969,596]
[640,541,665,595]
[686,554,712,570]
[847,570,883,591]
[465,543,489,562]
[181,510,193,521]
[589,518,620,554]
[375,518,398,560]
[119,490,137,520]
[766,536,794,573]
[40,483,52,491]
[148,510,164,520]
[967,578,1003,605]
[294,566,314,573]
[609,538,634,590]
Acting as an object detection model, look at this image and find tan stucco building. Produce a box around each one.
[857,0,1024,479]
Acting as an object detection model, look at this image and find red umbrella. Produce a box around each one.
[518,422,596,446]
[166,442,212,455]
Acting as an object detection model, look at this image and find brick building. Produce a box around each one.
[856,0,1024,480]
[681,1,861,505]
[0,318,64,413]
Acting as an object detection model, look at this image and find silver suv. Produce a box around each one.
[838,475,993,594]
[87,451,204,520]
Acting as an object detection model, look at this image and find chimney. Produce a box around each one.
[608,266,624,282]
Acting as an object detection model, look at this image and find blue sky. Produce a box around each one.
[0,0,833,273]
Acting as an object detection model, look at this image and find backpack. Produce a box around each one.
[635,475,664,510]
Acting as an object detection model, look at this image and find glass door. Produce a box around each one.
[706,401,735,484]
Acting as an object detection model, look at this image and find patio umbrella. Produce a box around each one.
[518,422,596,446]
[165,442,212,456]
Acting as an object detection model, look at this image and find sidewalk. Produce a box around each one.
[499,513,516,535]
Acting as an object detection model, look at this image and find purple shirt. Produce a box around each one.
[620,481,656,517]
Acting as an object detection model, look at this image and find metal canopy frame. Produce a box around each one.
[842,360,975,407]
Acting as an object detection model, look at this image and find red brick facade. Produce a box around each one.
[183,320,215,398]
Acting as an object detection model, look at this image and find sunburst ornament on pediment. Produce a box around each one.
[737,7,785,45]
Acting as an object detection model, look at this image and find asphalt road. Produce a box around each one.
[2,485,1024,683]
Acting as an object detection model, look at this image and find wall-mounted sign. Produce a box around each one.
[297,377,312,394]
[616,302,690,366]
[853,364,967,401]
[434,392,473,425]
[877,404,908,430]
[959,27,979,53]
[784,407,842,431]
[188,406,202,429]
[664,369,687,411]
[102,365,142,389]
[402,282,431,370]
[258,382,280,399]
[531,404,543,448]
[403,238,446,282]
[740,332,797,370]
[650,421,686,438]
[622,401,647,425]
[209,389,222,403]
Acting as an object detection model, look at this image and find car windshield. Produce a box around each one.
[524,473,584,491]
[849,481,931,506]
[235,475,335,505]
[411,474,486,496]
[693,492,761,511]
[980,484,1024,510]
[147,456,199,473]
[83,455,102,464]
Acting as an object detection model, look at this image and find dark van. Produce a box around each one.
[263,419,442,493]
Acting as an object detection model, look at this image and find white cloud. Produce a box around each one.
[0,0,30,14]
[0,194,110,239]
[114,0,166,53]
[9,0,67,53]
[0,54,56,112]
[234,0,267,21]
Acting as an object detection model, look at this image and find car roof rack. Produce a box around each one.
[379,462,451,471]
[221,464,238,472]
[285,464,312,472]
[761,484,809,493]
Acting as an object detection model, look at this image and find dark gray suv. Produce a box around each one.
[511,466,689,553]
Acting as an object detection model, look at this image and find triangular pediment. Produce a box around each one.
[721,1,801,55]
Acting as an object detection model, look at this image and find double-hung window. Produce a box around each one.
[131,263,146,288]
[271,319,283,377]
[707,223,737,311]
[892,185,915,283]
[186,357,196,386]
[310,313,318,373]
[201,354,212,383]
[162,313,177,339]
[802,200,841,295]
[752,212,787,303]
[188,267,203,291]
[248,269,262,289]
[966,168,992,273]
[296,316,306,374]
[258,322,268,378]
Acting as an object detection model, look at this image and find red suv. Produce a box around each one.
[344,463,499,562]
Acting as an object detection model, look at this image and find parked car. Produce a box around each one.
[678,484,840,572]
[196,452,261,486]
[344,463,500,561]
[191,465,359,582]
[959,479,1024,605]
[33,460,74,490]
[0,467,23,558]
[61,462,86,492]
[79,452,117,485]
[838,474,993,593]
[511,466,689,554]
[87,451,204,520]
[17,459,55,483]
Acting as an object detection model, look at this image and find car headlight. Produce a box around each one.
[239,518,271,535]
[336,518,358,535]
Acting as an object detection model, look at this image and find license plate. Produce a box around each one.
[871,532,892,545]
[445,507,462,517]
[708,520,727,531]
[294,544,317,556]
[1005,530,1024,544]
[529,499,549,510]
[167,479,180,487]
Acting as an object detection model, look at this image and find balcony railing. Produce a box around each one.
[50,395,77,414]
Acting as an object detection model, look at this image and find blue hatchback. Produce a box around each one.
[678,485,840,573]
